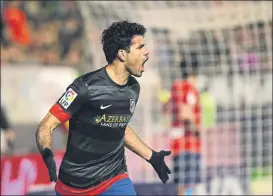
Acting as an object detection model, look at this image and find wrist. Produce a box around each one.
[41,148,56,170]
[144,149,153,161]
[42,148,54,158]
[147,150,157,163]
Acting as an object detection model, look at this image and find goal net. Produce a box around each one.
[77,1,272,195]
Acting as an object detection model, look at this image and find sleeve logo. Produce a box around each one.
[59,88,78,109]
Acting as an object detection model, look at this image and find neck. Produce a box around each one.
[106,60,130,86]
[188,76,197,87]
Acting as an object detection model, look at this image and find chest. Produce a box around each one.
[186,90,199,106]
[87,98,137,116]
[85,90,138,128]
[89,86,138,111]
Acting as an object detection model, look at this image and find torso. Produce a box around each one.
[58,66,140,189]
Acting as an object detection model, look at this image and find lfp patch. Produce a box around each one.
[59,88,78,109]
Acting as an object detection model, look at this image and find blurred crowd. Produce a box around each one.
[1,1,84,67]
[180,20,272,76]
[1,1,271,74]
[157,18,272,123]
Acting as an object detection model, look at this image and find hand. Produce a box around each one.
[148,150,171,184]
[5,129,16,141]
[42,148,57,182]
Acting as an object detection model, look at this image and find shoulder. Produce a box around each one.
[74,67,104,87]
[80,68,104,83]
[172,80,187,89]
[129,76,140,92]
[68,71,99,96]
[70,75,88,90]
[171,80,193,98]
[129,76,140,87]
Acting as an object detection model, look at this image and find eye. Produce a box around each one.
[138,44,145,49]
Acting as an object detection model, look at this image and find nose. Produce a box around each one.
[144,47,149,56]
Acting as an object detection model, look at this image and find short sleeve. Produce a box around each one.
[49,78,88,123]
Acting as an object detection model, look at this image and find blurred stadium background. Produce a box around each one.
[1,1,272,195]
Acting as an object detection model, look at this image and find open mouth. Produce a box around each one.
[141,58,149,72]
[142,58,149,65]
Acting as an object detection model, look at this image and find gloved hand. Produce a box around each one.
[148,150,171,184]
[42,148,57,182]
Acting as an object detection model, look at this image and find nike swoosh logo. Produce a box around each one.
[100,104,112,109]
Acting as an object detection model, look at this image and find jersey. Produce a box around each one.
[1,107,10,130]
[49,66,140,190]
[170,80,201,155]
[171,80,200,128]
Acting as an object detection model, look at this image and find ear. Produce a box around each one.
[117,49,127,62]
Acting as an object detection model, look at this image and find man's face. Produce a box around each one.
[125,35,149,77]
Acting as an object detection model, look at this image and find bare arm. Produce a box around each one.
[35,112,62,153]
[125,126,171,184]
[124,125,153,160]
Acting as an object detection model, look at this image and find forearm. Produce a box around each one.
[36,124,53,153]
[35,113,58,153]
[124,125,153,160]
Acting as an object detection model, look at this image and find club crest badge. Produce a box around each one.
[129,99,136,113]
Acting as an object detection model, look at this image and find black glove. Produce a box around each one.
[148,150,171,184]
[41,148,57,182]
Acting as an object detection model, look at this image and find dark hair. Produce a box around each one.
[180,51,199,79]
[101,21,147,64]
